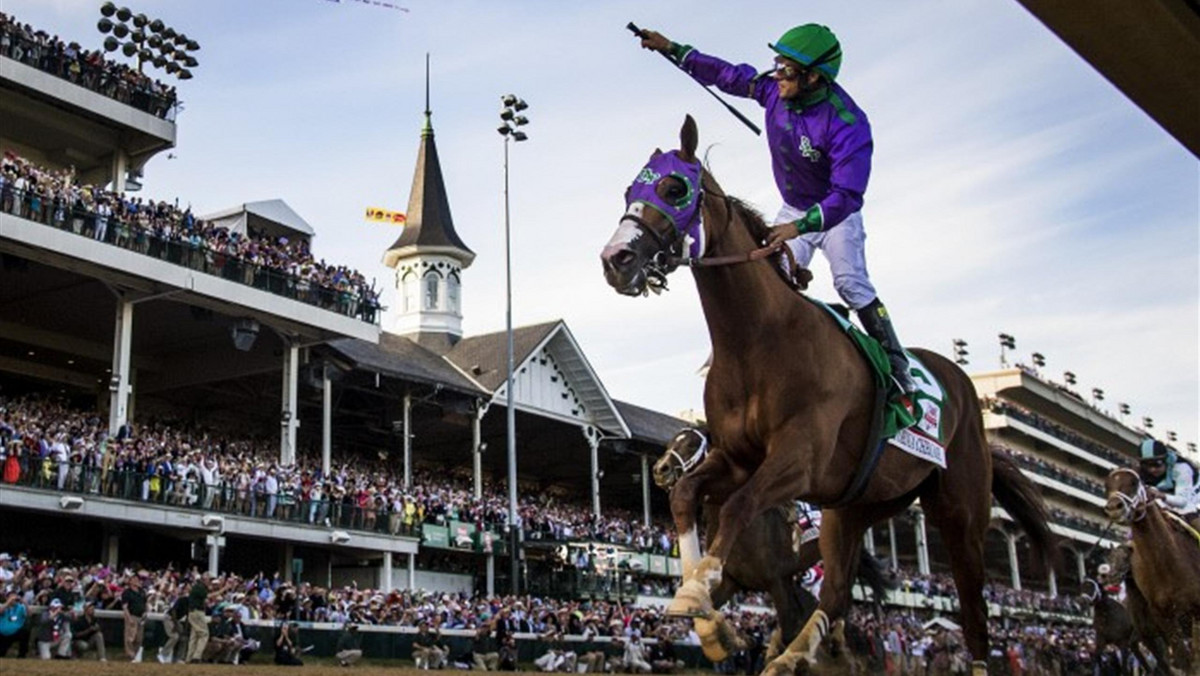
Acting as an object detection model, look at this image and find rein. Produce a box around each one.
[1082,578,1102,603]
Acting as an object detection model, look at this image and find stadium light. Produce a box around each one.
[952,338,968,366]
[1091,387,1105,403]
[1031,352,1046,368]
[1063,371,1076,386]
[96,4,200,82]
[1188,442,1197,455]
[498,93,531,595]
[998,333,1015,367]
[1142,416,1154,429]
[1119,402,1131,416]
[1167,431,1177,443]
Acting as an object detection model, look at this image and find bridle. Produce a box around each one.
[660,428,710,481]
[1081,578,1103,603]
[1107,467,1148,522]
[620,164,793,295]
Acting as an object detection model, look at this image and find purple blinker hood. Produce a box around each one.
[625,151,705,258]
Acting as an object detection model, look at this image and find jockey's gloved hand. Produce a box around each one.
[767,207,823,248]
[638,30,672,54]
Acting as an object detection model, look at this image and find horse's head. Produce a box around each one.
[601,115,704,296]
[652,426,710,491]
[1104,468,1147,523]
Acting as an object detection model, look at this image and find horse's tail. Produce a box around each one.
[990,444,1062,571]
[855,549,896,606]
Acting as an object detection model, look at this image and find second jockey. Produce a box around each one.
[638,23,917,394]
[1138,437,1200,531]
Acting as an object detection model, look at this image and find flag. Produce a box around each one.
[365,207,406,225]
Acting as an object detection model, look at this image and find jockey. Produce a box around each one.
[1138,437,1200,529]
[639,24,917,393]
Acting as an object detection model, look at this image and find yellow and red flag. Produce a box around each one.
[365,207,406,225]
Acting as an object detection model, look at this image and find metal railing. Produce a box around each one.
[0,190,381,324]
[7,460,421,537]
[0,28,178,120]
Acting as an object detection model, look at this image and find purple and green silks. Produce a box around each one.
[679,50,872,231]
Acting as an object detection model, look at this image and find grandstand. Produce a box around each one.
[2,7,1186,672]
[0,8,687,604]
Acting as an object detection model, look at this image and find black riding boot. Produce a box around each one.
[857,298,917,394]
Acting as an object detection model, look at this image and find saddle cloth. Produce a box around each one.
[809,297,949,468]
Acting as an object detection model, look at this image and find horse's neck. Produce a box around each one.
[693,192,825,362]
[1130,506,1185,575]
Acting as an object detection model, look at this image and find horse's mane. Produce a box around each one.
[699,165,772,246]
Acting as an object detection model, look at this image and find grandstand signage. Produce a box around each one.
[421,522,507,554]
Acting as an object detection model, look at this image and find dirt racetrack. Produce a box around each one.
[0,662,721,676]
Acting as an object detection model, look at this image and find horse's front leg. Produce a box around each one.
[764,508,866,676]
[666,452,736,616]
[692,577,747,662]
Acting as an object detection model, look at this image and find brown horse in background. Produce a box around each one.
[1104,468,1200,673]
[653,426,893,662]
[601,116,1058,675]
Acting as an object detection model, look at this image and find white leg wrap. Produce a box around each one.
[678,527,702,578]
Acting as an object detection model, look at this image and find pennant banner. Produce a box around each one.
[365,207,407,225]
[325,0,410,12]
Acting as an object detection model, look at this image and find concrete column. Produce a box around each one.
[110,150,128,193]
[1007,533,1022,591]
[1077,550,1088,581]
[402,392,412,490]
[207,535,222,577]
[280,343,299,465]
[108,296,134,435]
[380,552,393,591]
[888,519,899,570]
[472,403,485,500]
[281,542,294,583]
[407,553,416,591]
[915,511,930,576]
[486,554,495,597]
[863,527,875,555]
[322,368,332,476]
[103,532,119,568]
[588,432,601,519]
[1048,569,1057,598]
[126,368,137,423]
[641,455,651,528]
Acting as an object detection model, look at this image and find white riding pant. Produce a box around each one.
[775,206,877,311]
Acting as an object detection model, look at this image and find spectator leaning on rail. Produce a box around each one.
[1138,437,1200,530]
[637,23,916,394]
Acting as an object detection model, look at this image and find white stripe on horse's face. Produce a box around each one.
[678,527,702,578]
[603,204,647,253]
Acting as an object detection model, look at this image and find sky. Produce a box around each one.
[8,0,1198,449]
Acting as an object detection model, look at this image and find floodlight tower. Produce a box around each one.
[497,93,529,595]
[98,3,200,81]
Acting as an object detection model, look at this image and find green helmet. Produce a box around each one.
[769,24,842,82]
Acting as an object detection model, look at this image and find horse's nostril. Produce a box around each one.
[612,250,636,268]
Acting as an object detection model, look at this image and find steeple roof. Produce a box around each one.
[383,110,475,269]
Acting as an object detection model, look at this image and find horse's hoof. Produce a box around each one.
[762,656,799,676]
[694,617,729,662]
[664,579,713,617]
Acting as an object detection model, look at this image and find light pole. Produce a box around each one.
[498,93,529,595]
[999,333,1015,368]
[951,339,968,366]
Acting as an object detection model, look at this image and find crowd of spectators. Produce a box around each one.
[0,150,381,323]
[0,12,177,119]
[983,398,1129,467]
[889,566,1088,618]
[0,393,675,556]
[992,444,1106,498]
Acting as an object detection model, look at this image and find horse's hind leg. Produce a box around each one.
[925,496,989,676]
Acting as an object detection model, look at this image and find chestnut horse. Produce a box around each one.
[600,116,1057,675]
[1103,468,1200,673]
[653,426,893,662]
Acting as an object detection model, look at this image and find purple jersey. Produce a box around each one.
[680,49,872,229]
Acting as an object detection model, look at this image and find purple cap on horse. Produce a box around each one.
[625,151,705,258]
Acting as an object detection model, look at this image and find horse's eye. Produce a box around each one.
[662,180,688,206]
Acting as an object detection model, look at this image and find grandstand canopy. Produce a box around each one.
[1015,0,1200,156]
[201,199,317,243]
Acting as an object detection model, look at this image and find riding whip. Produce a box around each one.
[627,22,762,136]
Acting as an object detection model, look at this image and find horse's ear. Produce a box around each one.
[680,115,698,162]
[647,148,663,162]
